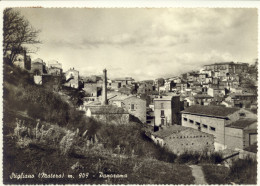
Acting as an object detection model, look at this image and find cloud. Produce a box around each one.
[18,8,257,81]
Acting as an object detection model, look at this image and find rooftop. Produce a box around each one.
[86,105,128,114]
[32,58,44,63]
[226,118,257,129]
[230,93,256,97]
[109,94,134,101]
[152,125,188,139]
[154,95,178,101]
[182,105,239,117]
[152,125,211,139]
[194,94,213,99]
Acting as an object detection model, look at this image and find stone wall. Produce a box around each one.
[164,129,214,154]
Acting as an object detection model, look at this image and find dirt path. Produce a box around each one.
[189,165,208,185]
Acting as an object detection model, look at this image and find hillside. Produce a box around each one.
[3,63,256,184]
[3,64,195,184]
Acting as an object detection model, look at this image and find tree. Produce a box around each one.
[3,8,41,63]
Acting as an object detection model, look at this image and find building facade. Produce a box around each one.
[64,68,79,89]
[151,126,215,154]
[154,96,181,126]
[181,105,256,150]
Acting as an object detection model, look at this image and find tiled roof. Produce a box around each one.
[226,119,257,129]
[152,125,211,139]
[182,105,239,117]
[152,125,187,138]
[87,106,128,114]
[109,94,134,101]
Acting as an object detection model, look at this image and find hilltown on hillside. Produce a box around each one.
[9,50,258,158]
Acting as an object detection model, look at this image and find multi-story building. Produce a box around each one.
[31,58,47,75]
[108,94,146,123]
[204,62,248,75]
[83,83,101,97]
[207,87,225,97]
[154,95,182,127]
[193,94,214,105]
[48,60,62,69]
[64,68,79,89]
[47,60,62,76]
[137,81,154,94]
[225,93,257,108]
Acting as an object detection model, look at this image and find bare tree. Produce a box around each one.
[3,8,41,63]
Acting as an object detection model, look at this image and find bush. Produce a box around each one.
[177,151,222,164]
[228,157,257,184]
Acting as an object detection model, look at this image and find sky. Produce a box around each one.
[17,8,258,81]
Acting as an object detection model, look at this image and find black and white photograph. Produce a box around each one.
[2,7,258,184]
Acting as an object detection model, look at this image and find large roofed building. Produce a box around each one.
[181,105,256,151]
[149,125,214,154]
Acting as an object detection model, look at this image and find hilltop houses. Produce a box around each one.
[64,68,79,89]
[13,50,31,71]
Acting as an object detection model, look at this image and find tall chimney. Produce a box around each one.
[102,68,108,105]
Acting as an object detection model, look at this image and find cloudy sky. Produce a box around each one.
[17,8,257,81]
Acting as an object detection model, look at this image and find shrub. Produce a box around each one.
[228,157,257,184]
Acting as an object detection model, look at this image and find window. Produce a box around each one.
[203,124,208,129]
[189,120,194,124]
[196,122,200,126]
[161,119,164,125]
[184,118,187,121]
[161,110,165,117]
[160,103,164,109]
[131,104,135,110]
[239,113,246,117]
[210,127,216,131]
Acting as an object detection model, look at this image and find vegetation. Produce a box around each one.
[202,157,257,184]
[3,8,41,63]
[3,64,257,185]
[202,165,230,184]
[177,151,222,164]
[228,157,257,184]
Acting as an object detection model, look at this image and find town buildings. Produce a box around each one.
[204,62,249,75]
[13,50,31,71]
[225,118,257,150]
[64,68,79,89]
[31,58,47,75]
[85,105,129,125]
[150,125,214,154]
[181,105,257,151]
[154,95,182,127]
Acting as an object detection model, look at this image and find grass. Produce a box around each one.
[3,136,194,184]
[202,165,230,184]
[202,157,257,184]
